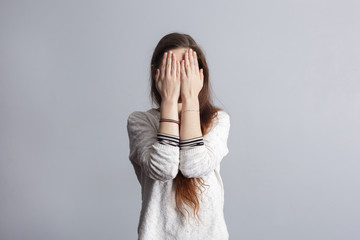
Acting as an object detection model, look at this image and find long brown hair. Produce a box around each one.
[149,32,224,223]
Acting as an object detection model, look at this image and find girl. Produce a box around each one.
[127,32,231,240]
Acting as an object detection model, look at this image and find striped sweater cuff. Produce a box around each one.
[157,133,180,147]
[180,136,204,150]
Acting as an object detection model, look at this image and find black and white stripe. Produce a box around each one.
[179,136,204,150]
[157,133,180,147]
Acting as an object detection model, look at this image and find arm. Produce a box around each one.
[179,98,204,150]
[179,98,202,140]
[157,100,181,149]
[159,100,179,137]
[127,104,180,182]
[179,109,230,178]
[178,48,230,178]
[127,50,181,182]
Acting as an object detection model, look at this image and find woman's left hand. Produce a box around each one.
[180,48,204,101]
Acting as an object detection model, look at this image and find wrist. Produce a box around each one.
[182,99,200,114]
[161,99,178,106]
[160,99,179,119]
[182,97,199,106]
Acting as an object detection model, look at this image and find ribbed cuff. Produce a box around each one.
[180,136,204,150]
[157,132,180,147]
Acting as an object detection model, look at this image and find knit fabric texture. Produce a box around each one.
[127,108,231,240]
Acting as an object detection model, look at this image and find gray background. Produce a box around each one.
[1,0,359,239]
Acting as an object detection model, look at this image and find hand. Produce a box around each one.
[180,48,204,100]
[155,51,181,103]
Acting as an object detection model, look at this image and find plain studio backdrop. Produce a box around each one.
[1,0,359,239]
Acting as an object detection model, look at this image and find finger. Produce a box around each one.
[171,53,176,76]
[185,50,190,76]
[161,52,167,79]
[166,51,172,76]
[155,68,160,81]
[180,60,186,78]
[176,60,180,80]
[189,48,194,71]
[193,50,199,71]
[200,68,204,81]
[155,69,161,91]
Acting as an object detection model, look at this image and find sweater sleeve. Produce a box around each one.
[179,110,230,178]
[127,111,180,182]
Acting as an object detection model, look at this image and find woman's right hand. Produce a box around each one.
[155,51,180,103]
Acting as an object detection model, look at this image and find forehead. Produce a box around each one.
[170,47,189,59]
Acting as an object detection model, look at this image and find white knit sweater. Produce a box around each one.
[126,108,231,240]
